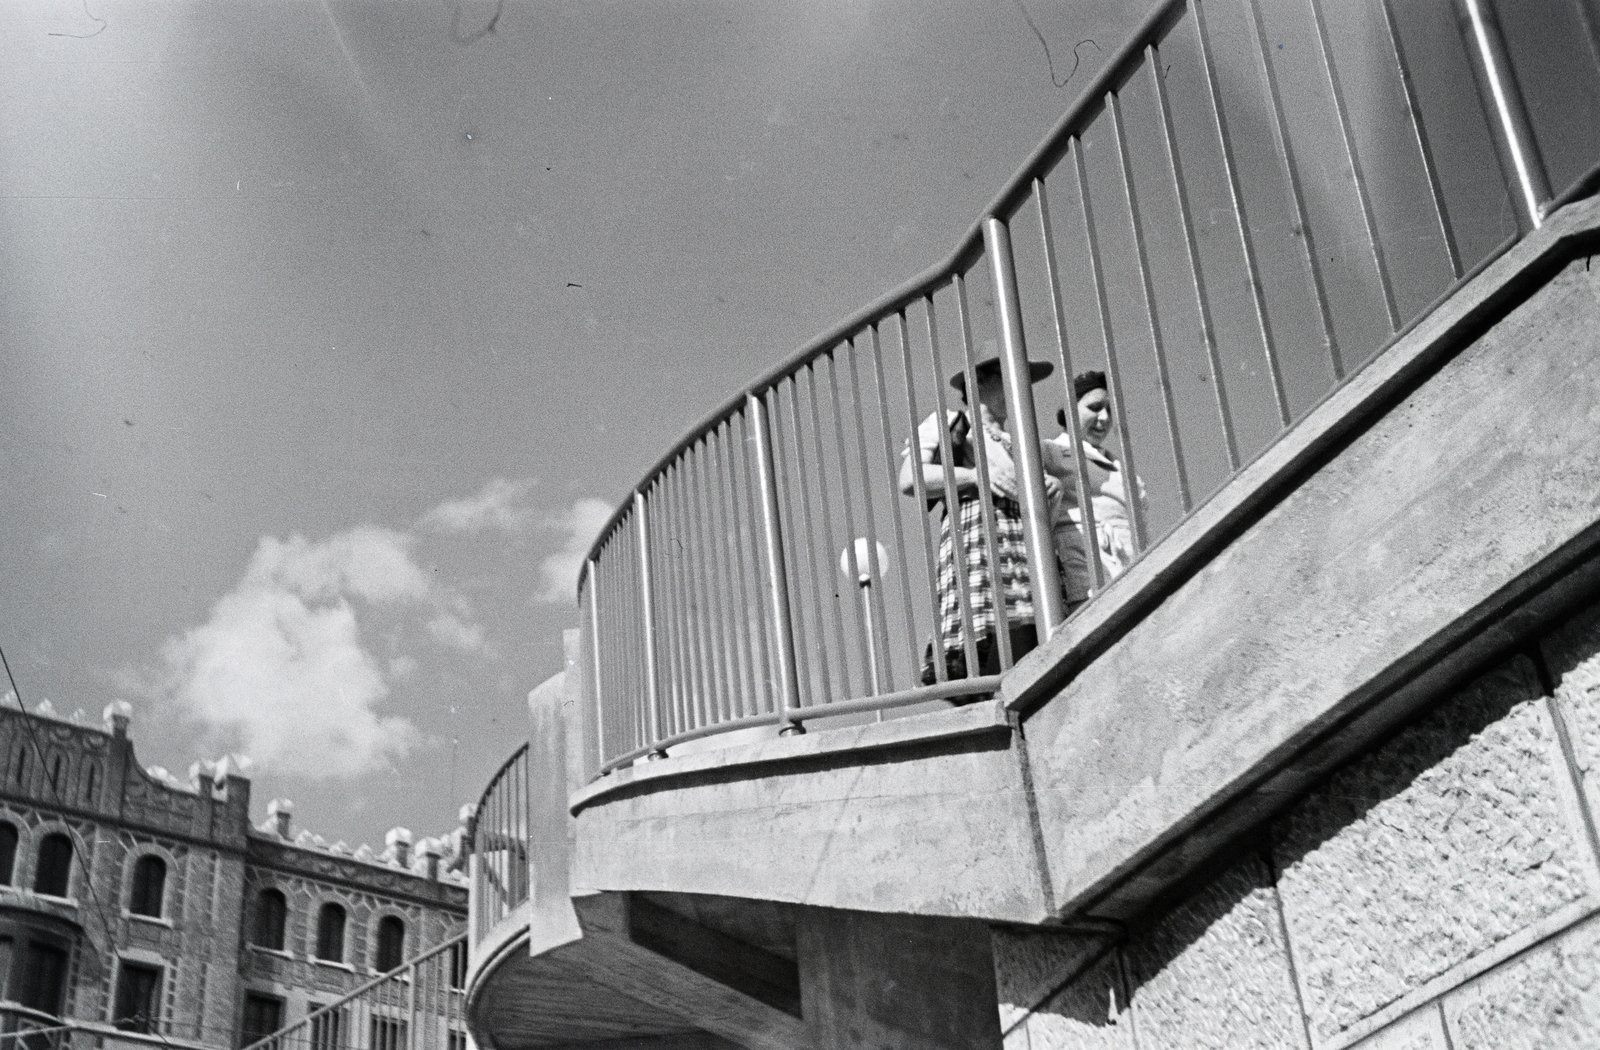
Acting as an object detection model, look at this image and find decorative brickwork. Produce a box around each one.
[0,701,466,1049]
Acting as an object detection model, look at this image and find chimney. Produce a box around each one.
[103,700,133,738]
[268,798,294,839]
[386,827,412,869]
[423,839,442,882]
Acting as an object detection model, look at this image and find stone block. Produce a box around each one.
[1123,856,1306,1050]
[991,927,1113,1031]
[1349,1005,1447,1050]
[1443,912,1600,1050]
[1274,657,1592,1042]
[1014,950,1133,1050]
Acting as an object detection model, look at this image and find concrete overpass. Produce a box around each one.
[462,0,1600,1046]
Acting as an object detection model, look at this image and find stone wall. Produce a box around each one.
[994,596,1600,1049]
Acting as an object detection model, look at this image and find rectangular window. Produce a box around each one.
[369,1017,406,1050]
[309,1006,343,1050]
[113,961,163,1034]
[240,993,283,1048]
[447,1031,467,1050]
[447,941,468,990]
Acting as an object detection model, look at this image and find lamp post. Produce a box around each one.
[839,538,890,697]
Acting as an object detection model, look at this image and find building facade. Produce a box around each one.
[0,700,468,1050]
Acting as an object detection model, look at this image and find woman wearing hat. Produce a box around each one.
[1051,370,1138,582]
[898,352,1080,682]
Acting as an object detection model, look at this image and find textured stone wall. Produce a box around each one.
[994,597,1600,1049]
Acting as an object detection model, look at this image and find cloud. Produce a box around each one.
[534,498,613,604]
[149,527,445,778]
[420,478,537,535]
[247,527,432,604]
[426,611,487,653]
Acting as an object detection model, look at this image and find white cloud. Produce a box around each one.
[150,527,447,778]
[534,498,613,605]
[420,478,537,535]
[247,527,432,604]
[427,612,487,653]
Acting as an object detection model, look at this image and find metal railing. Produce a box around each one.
[467,744,529,944]
[577,0,1600,774]
[0,1006,225,1050]
[240,934,470,1050]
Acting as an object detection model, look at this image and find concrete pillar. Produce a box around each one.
[797,908,1001,1050]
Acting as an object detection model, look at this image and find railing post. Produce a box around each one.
[983,216,1066,637]
[746,391,804,735]
[585,558,606,774]
[633,491,665,755]
[406,959,418,1050]
[1459,0,1551,229]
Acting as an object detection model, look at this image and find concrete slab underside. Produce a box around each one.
[469,895,803,1050]
[565,197,1600,929]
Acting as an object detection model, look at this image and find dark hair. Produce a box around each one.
[1073,370,1107,400]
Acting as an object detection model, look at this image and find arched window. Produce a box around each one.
[47,755,63,793]
[128,855,166,917]
[374,916,405,972]
[34,833,72,897]
[253,888,287,950]
[315,903,345,962]
[0,823,16,885]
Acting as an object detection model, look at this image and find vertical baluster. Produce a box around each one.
[1190,0,1291,426]
[873,319,928,684]
[954,272,1014,668]
[634,490,664,755]
[1374,0,1462,279]
[925,292,982,676]
[710,422,755,717]
[1306,0,1401,331]
[897,309,949,679]
[827,346,875,696]
[1243,0,1343,379]
[660,464,690,737]
[1072,137,1151,553]
[848,334,897,694]
[802,362,856,697]
[585,558,605,771]
[701,433,740,722]
[1145,49,1241,473]
[672,457,711,732]
[1036,177,1107,593]
[983,216,1065,634]
[767,383,817,709]
[1107,92,1193,516]
[747,390,803,734]
[735,410,778,711]
[687,439,733,724]
[784,375,838,704]
[1458,0,1551,229]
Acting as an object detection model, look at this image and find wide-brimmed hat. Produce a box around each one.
[950,354,1053,390]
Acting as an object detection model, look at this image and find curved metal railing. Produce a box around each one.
[577,0,1600,774]
[468,743,529,943]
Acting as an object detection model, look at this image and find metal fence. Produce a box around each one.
[239,934,470,1050]
[468,744,529,944]
[577,0,1600,773]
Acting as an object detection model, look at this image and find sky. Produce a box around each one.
[1,0,1144,849]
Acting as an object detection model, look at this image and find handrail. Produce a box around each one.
[239,933,469,1050]
[575,0,1600,774]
